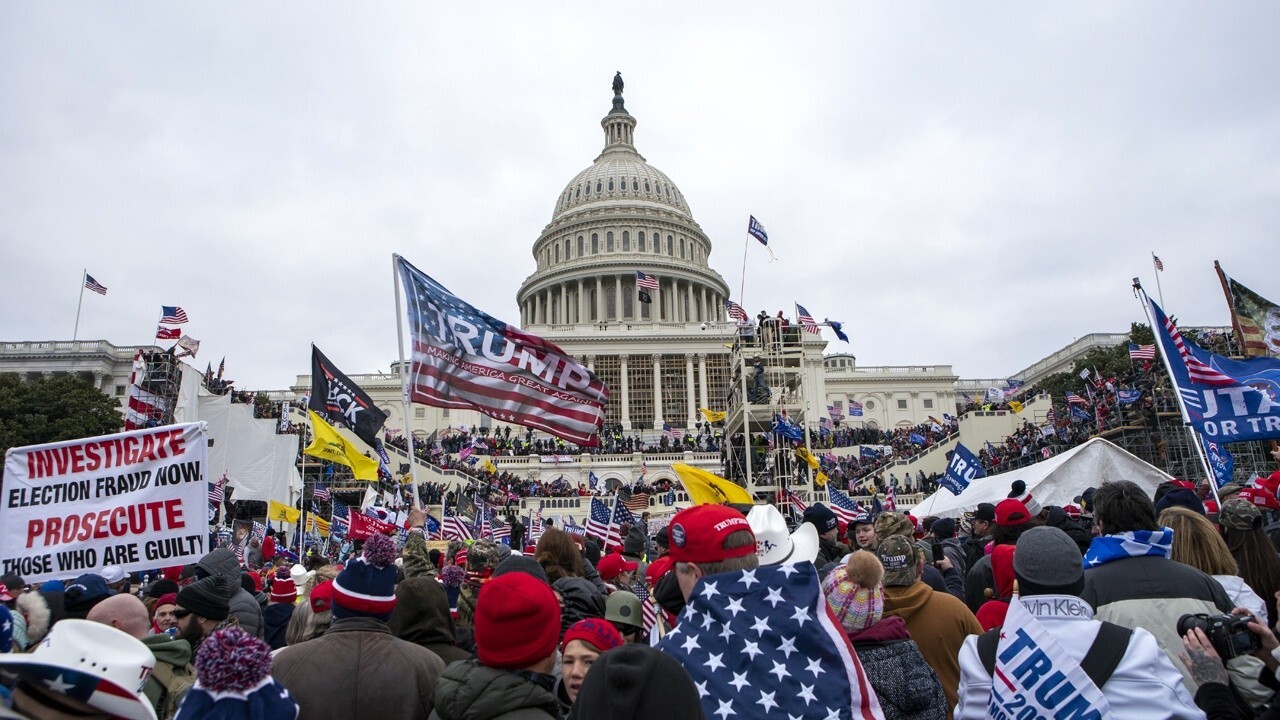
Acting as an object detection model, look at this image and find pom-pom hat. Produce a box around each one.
[173,625,300,720]
[269,568,297,604]
[332,534,398,620]
[667,505,754,564]
[0,619,158,720]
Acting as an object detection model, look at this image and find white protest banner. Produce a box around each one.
[1,422,208,583]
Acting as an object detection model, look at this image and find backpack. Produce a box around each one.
[975,621,1132,688]
[151,661,197,720]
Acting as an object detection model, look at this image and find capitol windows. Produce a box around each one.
[592,233,599,254]
[622,231,630,251]
[923,399,934,409]
[679,238,685,258]
[632,179,638,191]
[575,187,580,199]
[897,399,908,410]
[638,231,646,252]
[554,245,560,262]
[606,232,615,252]
[866,400,876,410]
[608,179,614,192]
[644,180,651,192]
[596,181,602,193]
[578,236,584,256]
[667,235,674,255]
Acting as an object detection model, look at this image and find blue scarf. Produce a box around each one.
[1082,528,1173,568]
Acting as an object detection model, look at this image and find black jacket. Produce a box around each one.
[430,660,558,720]
[390,576,472,665]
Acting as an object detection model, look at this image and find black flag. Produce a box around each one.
[637,289,652,304]
[309,344,388,447]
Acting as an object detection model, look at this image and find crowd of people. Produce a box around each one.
[9,460,1280,719]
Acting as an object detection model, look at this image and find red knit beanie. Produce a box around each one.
[561,617,624,654]
[474,573,560,670]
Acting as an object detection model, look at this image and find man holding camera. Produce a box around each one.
[956,526,1202,719]
[1182,598,1280,719]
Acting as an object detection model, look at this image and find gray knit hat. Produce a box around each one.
[1013,527,1082,592]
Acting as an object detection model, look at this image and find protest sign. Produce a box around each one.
[348,512,399,540]
[1,423,208,583]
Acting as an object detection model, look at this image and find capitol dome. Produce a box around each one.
[517,75,730,329]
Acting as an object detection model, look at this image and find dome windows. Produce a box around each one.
[606,231,615,252]
[667,234,674,255]
[644,180,651,192]
[592,233,599,254]
[622,230,630,251]
[608,179,614,192]
[679,238,685,258]
[578,235,584,256]
[632,179,639,191]
[596,181,602,193]
[638,231,646,252]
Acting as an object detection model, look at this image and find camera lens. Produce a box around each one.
[1176,614,1210,638]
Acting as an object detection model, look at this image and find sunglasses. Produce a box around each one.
[173,608,192,619]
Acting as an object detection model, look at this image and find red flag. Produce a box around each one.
[348,511,399,540]
[156,326,181,340]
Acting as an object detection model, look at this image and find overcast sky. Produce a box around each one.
[3,3,1277,390]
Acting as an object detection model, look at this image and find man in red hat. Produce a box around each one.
[669,504,759,601]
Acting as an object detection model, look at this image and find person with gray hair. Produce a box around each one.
[955,526,1201,720]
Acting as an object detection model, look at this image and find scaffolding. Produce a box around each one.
[131,350,183,427]
[722,323,822,492]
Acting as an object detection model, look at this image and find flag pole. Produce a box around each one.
[73,269,86,341]
[391,254,424,510]
[1212,260,1249,356]
[1152,252,1166,308]
[1134,282,1218,503]
[738,237,749,312]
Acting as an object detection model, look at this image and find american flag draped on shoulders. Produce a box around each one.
[658,562,884,720]
[395,255,609,446]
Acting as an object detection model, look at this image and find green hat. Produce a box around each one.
[876,535,920,586]
[604,590,643,630]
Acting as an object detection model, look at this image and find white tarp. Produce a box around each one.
[192,392,300,503]
[173,363,204,424]
[911,438,1174,518]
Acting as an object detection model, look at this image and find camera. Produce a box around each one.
[1177,613,1260,660]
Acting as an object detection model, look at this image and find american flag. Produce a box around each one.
[623,493,651,513]
[1064,391,1089,407]
[159,305,189,324]
[657,563,883,719]
[84,273,108,295]
[642,594,658,634]
[1153,254,1165,272]
[635,271,659,290]
[727,300,749,323]
[662,422,683,441]
[847,400,864,417]
[397,257,609,447]
[1045,407,1057,425]
[208,474,227,504]
[827,485,866,525]
[314,485,331,502]
[1128,343,1156,361]
[884,484,897,512]
[331,500,351,534]
[585,498,614,546]
[747,215,769,246]
[1148,296,1237,387]
[795,303,821,334]
[442,506,474,542]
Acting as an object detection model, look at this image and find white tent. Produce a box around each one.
[911,437,1174,518]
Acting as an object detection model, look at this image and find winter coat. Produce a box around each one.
[1044,506,1092,553]
[552,577,605,637]
[1082,554,1270,709]
[430,660,558,720]
[1215,573,1269,627]
[274,616,446,720]
[960,534,990,573]
[196,548,263,638]
[882,580,983,714]
[816,536,851,569]
[141,633,194,716]
[963,553,994,613]
[389,576,472,665]
[263,602,296,651]
[955,594,1203,720]
[13,592,50,649]
[848,616,948,720]
[938,537,967,579]
[402,531,441,581]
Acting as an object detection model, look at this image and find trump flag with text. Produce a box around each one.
[395,255,609,446]
[1,423,208,583]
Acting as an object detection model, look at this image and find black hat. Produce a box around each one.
[931,517,956,539]
[802,503,839,535]
[974,503,997,522]
[654,527,670,549]
[177,576,231,621]
[568,644,703,720]
[145,579,179,599]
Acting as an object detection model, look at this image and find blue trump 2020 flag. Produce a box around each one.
[658,562,884,719]
[941,442,985,495]
[1145,293,1280,442]
[1203,438,1235,488]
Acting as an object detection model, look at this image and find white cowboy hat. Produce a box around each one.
[290,563,313,587]
[747,504,820,566]
[0,619,157,720]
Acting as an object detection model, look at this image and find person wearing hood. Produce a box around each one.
[390,575,471,665]
[195,547,264,637]
[824,551,948,720]
[960,503,996,571]
[6,582,50,651]
[1042,504,1092,554]
[553,576,606,638]
[974,545,1015,631]
[928,517,967,579]
[878,534,982,712]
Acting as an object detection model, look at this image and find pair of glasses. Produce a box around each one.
[173,608,192,619]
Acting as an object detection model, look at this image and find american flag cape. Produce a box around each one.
[395,256,608,447]
[657,563,884,720]
[883,484,897,512]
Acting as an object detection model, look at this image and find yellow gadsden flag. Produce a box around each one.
[672,463,753,506]
[267,499,301,525]
[304,410,379,481]
[794,447,829,486]
[698,408,727,424]
[1008,400,1024,414]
